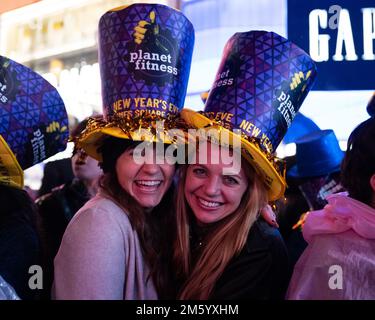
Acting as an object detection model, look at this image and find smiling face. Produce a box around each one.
[72,149,102,183]
[116,145,175,210]
[184,142,248,225]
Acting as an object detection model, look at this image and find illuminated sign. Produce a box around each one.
[288,0,375,90]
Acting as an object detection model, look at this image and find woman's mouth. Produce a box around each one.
[196,196,223,209]
[134,180,162,192]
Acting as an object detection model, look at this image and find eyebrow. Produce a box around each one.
[192,164,244,180]
[192,163,207,169]
[223,173,243,180]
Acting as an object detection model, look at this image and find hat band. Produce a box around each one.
[297,161,341,177]
[76,113,190,147]
[0,135,24,189]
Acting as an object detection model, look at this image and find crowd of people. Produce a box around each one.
[1,3,374,301]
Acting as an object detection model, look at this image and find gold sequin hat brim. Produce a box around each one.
[76,115,187,163]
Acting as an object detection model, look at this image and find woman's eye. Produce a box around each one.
[128,148,143,157]
[192,168,206,176]
[224,176,239,185]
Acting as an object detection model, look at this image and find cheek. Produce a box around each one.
[184,180,194,207]
[162,165,175,182]
[184,174,199,196]
[232,186,247,205]
[116,161,131,192]
[185,168,196,186]
[184,173,192,197]
[87,159,100,170]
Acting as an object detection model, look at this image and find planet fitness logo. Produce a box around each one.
[0,57,19,104]
[210,50,243,95]
[273,70,312,131]
[126,11,179,86]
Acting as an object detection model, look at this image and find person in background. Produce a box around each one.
[277,129,346,267]
[36,117,103,299]
[0,55,69,299]
[287,117,375,299]
[37,158,74,197]
[0,185,40,300]
[275,112,321,250]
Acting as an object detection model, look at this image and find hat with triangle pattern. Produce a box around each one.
[78,3,194,161]
[181,31,317,201]
[0,56,69,189]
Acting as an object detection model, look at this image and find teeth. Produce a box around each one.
[198,197,221,208]
[136,180,161,186]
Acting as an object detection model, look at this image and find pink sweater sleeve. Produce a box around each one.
[53,205,128,300]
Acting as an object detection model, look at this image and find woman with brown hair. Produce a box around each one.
[53,3,194,300]
[53,136,177,299]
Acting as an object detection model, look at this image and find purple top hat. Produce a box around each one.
[181,31,317,201]
[78,3,194,161]
[0,56,69,188]
[203,31,317,153]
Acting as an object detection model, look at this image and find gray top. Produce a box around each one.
[53,192,157,300]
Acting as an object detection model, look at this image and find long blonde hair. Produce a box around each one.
[173,160,268,299]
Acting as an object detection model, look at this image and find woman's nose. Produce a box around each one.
[141,163,160,175]
[202,176,220,196]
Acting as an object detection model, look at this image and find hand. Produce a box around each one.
[133,11,158,45]
[260,204,279,228]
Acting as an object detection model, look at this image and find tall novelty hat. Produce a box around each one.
[181,31,317,201]
[0,56,69,189]
[78,3,194,161]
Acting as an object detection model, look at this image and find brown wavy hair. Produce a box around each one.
[173,160,268,299]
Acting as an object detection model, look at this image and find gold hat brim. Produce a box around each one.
[180,108,286,201]
[0,135,24,189]
[77,117,185,162]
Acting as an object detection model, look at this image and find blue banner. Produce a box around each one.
[288,0,375,90]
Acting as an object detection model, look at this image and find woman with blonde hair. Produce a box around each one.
[173,30,317,299]
[174,141,289,299]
